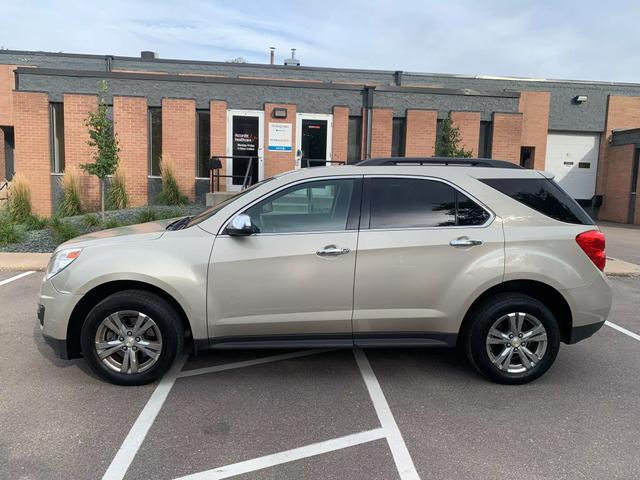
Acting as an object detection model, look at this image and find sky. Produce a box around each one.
[3,0,640,82]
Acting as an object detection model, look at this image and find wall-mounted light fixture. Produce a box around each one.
[273,108,287,119]
[574,95,588,104]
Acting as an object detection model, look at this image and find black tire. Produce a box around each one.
[80,290,183,386]
[464,293,560,385]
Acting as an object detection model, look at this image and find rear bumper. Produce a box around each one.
[42,332,71,359]
[567,320,605,344]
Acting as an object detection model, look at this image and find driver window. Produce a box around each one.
[245,179,355,233]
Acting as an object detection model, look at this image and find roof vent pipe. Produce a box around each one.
[284,48,300,66]
[269,47,275,65]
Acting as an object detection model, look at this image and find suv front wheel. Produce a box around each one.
[464,293,560,384]
[80,290,183,386]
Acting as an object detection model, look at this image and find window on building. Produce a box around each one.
[148,107,162,176]
[50,103,65,173]
[245,178,357,233]
[435,119,444,152]
[197,110,211,178]
[369,177,489,229]
[391,117,406,157]
[478,121,492,158]
[347,116,362,164]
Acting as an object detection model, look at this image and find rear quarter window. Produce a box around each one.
[481,177,594,225]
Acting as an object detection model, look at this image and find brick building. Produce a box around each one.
[0,49,639,222]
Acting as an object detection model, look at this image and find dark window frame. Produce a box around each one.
[196,109,211,178]
[49,102,65,173]
[478,121,492,158]
[148,107,162,176]
[347,116,363,164]
[361,176,492,230]
[391,117,406,157]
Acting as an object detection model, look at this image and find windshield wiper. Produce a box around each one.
[165,216,192,231]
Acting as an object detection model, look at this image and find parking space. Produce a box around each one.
[1,271,640,479]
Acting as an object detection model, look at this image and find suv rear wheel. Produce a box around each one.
[464,293,560,384]
[80,290,183,386]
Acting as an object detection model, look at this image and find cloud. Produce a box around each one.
[1,0,639,82]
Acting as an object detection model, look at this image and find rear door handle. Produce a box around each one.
[450,237,483,248]
[317,245,351,257]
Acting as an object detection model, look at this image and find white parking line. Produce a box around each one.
[102,349,334,480]
[353,349,420,480]
[0,270,34,286]
[102,354,188,480]
[174,428,387,480]
[606,320,640,342]
[177,349,335,378]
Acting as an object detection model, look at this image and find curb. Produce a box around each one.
[0,253,51,272]
[605,257,640,277]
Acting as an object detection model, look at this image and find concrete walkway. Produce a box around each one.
[0,251,638,276]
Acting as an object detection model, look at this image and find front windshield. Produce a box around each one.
[187,177,274,227]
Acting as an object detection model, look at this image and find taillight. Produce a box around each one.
[576,230,606,271]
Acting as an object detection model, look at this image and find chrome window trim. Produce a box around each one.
[363,174,495,231]
[217,175,364,237]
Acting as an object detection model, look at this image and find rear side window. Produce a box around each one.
[481,178,594,225]
[369,178,490,229]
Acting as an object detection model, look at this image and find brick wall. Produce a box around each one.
[597,95,640,195]
[0,128,5,181]
[450,111,480,155]
[162,98,196,201]
[114,96,148,207]
[0,65,16,126]
[518,91,550,170]
[12,91,52,216]
[491,112,523,163]
[370,108,393,157]
[63,94,99,210]
[405,109,437,156]
[598,143,635,223]
[332,106,349,163]
[264,103,296,177]
[210,100,227,190]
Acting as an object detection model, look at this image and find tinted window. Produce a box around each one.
[391,117,406,157]
[149,107,162,176]
[245,179,356,233]
[197,110,211,178]
[370,178,489,229]
[50,103,65,173]
[347,116,362,164]
[481,178,594,225]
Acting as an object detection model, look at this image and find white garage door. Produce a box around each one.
[545,132,600,200]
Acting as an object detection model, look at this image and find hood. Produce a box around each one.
[59,219,174,250]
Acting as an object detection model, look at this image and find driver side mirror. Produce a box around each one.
[227,213,255,236]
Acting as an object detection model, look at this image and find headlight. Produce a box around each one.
[46,248,82,279]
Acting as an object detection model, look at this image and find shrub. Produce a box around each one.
[0,219,26,246]
[58,172,83,217]
[156,158,188,206]
[136,208,158,224]
[82,213,101,228]
[7,174,33,223]
[50,217,81,243]
[103,218,123,229]
[23,214,48,231]
[107,168,129,210]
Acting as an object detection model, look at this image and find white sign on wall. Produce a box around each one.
[268,123,292,151]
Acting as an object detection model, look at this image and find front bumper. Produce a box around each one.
[38,276,82,359]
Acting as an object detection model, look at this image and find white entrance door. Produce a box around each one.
[226,110,264,192]
[545,132,600,200]
[295,113,333,168]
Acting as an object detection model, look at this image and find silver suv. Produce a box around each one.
[39,158,612,385]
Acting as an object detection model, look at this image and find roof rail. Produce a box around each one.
[356,157,522,169]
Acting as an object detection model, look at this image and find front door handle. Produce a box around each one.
[317,245,351,257]
[450,237,483,248]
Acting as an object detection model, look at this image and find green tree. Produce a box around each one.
[81,81,120,220]
[435,115,473,158]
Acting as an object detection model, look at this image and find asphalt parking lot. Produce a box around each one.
[2,270,640,480]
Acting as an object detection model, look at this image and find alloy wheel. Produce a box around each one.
[485,312,548,374]
[94,310,163,375]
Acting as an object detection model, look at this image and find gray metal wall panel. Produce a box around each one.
[18,72,366,113]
